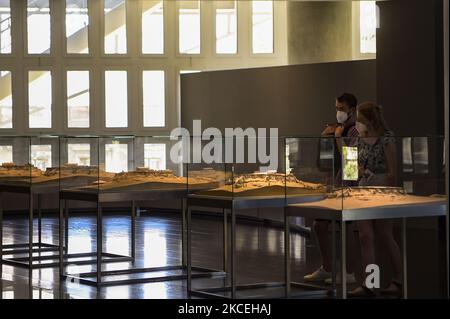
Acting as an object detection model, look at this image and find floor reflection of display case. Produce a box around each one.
[186,137,331,299]
[285,136,448,299]
[58,136,224,287]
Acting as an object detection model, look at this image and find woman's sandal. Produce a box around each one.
[348,285,377,298]
[380,281,403,297]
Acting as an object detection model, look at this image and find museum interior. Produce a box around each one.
[0,0,448,300]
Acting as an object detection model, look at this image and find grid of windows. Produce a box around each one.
[1,0,282,136]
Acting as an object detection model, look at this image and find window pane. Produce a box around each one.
[66,0,89,54]
[68,143,90,165]
[105,143,127,173]
[0,145,12,164]
[31,145,51,171]
[29,71,52,128]
[0,0,11,54]
[104,0,127,54]
[360,1,377,54]
[67,71,90,128]
[179,1,200,54]
[252,0,273,54]
[142,1,164,54]
[144,144,166,170]
[216,1,237,54]
[105,71,127,128]
[143,71,165,127]
[413,137,429,174]
[0,70,12,128]
[402,137,413,173]
[27,0,51,54]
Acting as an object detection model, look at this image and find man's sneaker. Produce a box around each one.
[303,266,331,282]
[324,273,357,285]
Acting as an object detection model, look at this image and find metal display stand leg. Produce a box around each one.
[341,221,347,299]
[230,206,236,299]
[28,192,33,297]
[331,219,337,295]
[59,200,64,279]
[131,201,136,262]
[402,218,408,299]
[64,201,69,254]
[182,198,187,267]
[223,208,228,273]
[284,209,290,298]
[187,206,192,295]
[97,202,102,285]
[0,193,3,279]
[37,195,42,246]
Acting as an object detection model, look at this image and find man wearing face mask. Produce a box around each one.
[303,93,358,285]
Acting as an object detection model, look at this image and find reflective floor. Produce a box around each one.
[1,212,322,299]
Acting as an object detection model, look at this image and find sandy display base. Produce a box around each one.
[195,172,326,197]
[76,168,215,192]
[0,163,113,187]
[295,187,447,210]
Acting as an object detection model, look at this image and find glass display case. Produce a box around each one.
[294,135,449,212]
[0,135,60,189]
[59,135,195,194]
[186,136,330,199]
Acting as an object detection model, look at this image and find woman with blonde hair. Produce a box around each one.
[348,102,403,298]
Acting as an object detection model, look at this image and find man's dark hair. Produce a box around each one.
[336,93,357,109]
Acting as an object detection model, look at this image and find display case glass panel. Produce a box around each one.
[187,136,329,199]
[306,135,448,212]
[0,135,60,188]
[59,136,199,194]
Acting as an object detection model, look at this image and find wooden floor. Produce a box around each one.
[0,212,325,299]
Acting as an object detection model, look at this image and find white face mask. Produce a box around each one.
[336,111,348,124]
[356,121,368,135]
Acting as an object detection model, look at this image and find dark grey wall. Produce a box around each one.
[287,1,353,65]
[377,0,444,136]
[181,60,376,137]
